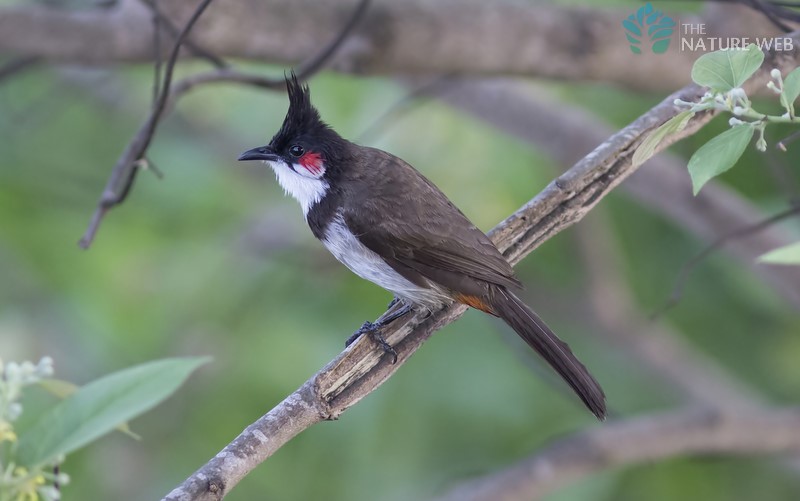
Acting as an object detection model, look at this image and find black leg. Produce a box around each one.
[344,302,414,364]
[387,296,401,309]
[380,302,413,325]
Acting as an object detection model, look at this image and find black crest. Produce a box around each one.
[285,72,321,131]
[269,72,333,149]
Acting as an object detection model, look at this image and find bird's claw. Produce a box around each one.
[345,320,398,364]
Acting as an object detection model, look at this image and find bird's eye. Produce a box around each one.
[289,144,304,157]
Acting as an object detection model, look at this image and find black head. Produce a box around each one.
[237,72,348,181]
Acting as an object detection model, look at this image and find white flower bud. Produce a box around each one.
[766,81,782,94]
[37,486,61,501]
[771,68,782,80]
[730,87,747,100]
[729,117,745,126]
[674,98,700,108]
[21,361,34,372]
[37,357,54,377]
[5,362,20,381]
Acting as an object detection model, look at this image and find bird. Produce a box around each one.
[238,74,606,420]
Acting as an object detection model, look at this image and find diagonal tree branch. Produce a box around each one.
[430,78,800,309]
[164,85,719,501]
[163,36,800,499]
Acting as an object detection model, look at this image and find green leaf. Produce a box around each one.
[38,378,141,440]
[691,44,764,91]
[781,67,800,116]
[688,125,754,194]
[783,67,800,103]
[758,241,800,265]
[632,111,694,168]
[17,357,210,467]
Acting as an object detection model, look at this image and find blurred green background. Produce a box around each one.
[2,58,800,500]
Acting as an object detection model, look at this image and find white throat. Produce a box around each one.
[265,159,328,216]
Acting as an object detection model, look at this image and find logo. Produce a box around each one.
[622,2,675,54]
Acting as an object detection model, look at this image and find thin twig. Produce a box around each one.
[79,0,214,248]
[151,5,162,107]
[79,0,371,248]
[292,0,371,78]
[776,129,800,150]
[78,0,214,249]
[653,203,800,319]
[170,0,373,96]
[139,0,228,69]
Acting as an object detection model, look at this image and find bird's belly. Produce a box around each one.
[322,215,450,309]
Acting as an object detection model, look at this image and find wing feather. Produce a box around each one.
[341,148,521,295]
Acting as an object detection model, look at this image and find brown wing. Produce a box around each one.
[341,147,521,296]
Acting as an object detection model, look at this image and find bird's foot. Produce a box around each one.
[344,302,414,363]
[345,320,398,364]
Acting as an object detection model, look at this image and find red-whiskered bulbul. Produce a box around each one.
[238,75,606,419]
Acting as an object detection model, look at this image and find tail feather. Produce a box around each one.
[489,287,606,420]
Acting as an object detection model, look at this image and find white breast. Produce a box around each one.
[322,212,451,309]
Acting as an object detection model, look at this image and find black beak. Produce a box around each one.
[238,145,280,162]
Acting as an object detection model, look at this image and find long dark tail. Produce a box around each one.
[488,287,606,420]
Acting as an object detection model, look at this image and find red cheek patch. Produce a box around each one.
[299,152,324,176]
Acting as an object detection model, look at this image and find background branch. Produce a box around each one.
[573,212,764,409]
[654,203,800,317]
[0,0,784,91]
[0,55,39,83]
[432,406,800,501]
